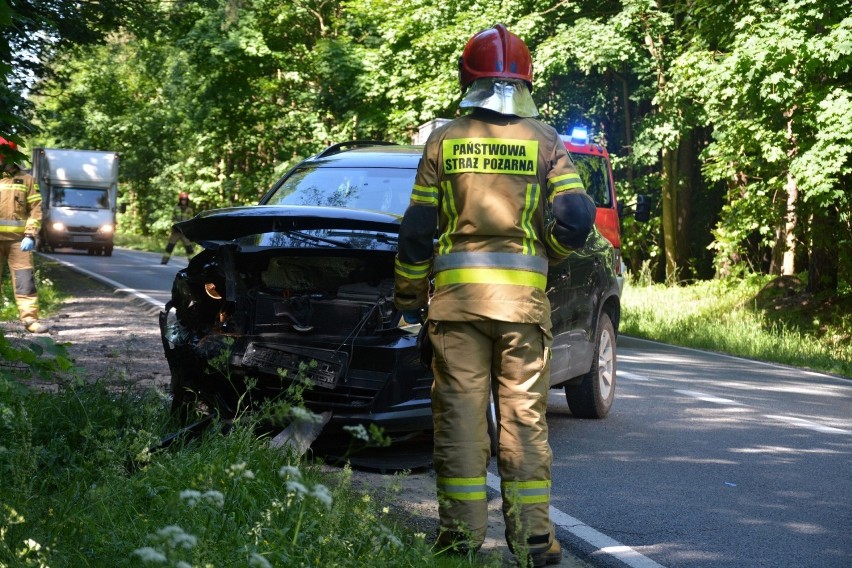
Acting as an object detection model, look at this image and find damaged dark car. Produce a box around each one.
[159,142,620,438]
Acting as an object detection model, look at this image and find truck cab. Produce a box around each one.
[32,148,119,256]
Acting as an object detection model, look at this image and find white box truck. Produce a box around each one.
[31,147,119,256]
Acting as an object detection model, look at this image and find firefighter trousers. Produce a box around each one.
[428,319,555,554]
[162,229,194,263]
[0,241,38,323]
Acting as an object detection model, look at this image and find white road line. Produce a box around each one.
[622,336,850,382]
[486,473,667,568]
[764,415,851,435]
[43,254,163,309]
[675,389,744,406]
[620,370,652,381]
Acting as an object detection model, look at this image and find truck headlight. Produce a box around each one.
[52,222,66,232]
[98,224,114,234]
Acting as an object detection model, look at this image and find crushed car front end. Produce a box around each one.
[159,205,434,435]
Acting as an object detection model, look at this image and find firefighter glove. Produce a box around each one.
[20,237,35,252]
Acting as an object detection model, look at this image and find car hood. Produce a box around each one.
[175,205,402,242]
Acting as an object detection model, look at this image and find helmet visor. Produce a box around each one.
[459,78,538,118]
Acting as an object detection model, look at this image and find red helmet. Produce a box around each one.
[0,137,18,152]
[458,24,533,93]
[179,192,189,200]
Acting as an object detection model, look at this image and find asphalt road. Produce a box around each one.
[40,246,188,309]
[41,247,852,568]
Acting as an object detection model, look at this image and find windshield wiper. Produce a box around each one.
[326,230,398,245]
[287,230,353,248]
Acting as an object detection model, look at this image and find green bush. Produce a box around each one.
[621,274,852,378]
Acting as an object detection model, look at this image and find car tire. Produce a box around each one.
[564,312,616,418]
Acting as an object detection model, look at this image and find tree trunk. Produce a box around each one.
[661,147,679,281]
[781,171,799,275]
[781,108,799,276]
[676,128,696,278]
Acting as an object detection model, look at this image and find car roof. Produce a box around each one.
[304,143,423,169]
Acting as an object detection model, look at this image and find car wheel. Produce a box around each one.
[564,312,616,418]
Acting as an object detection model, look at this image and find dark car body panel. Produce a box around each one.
[161,143,619,433]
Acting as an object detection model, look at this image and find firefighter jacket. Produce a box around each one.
[394,109,596,325]
[172,203,194,224]
[0,165,42,243]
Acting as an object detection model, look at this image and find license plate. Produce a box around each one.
[72,235,93,243]
[242,343,347,389]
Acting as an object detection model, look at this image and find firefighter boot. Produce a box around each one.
[529,539,562,567]
[162,243,175,264]
[508,534,562,567]
[24,319,50,334]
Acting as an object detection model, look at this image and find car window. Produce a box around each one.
[266,165,415,215]
[570,154,613,208]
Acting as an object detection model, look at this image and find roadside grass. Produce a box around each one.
[115,232,198,261]
[0,357,496,568]
[0,258,63,322]
[621,273,852,378]
[114,231,167,254]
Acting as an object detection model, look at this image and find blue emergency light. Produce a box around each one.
[570,127,589,144]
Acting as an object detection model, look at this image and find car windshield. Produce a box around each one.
[51,187,110,209]
[266,165,415,216]
[570,154,613,208]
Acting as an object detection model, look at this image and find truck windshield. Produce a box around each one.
[570,154,613,208]
[51,187,110,209]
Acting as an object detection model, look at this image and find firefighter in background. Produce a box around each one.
[160,192,195,265]
[394,24,596,566]
[0,137,49,333]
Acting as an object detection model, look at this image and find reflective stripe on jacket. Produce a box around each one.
[394,110,590,324]
[0,168,42,242]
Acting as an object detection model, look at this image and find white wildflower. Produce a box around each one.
[202,490,225,508]
[248,552,273,568]
[156,525,197,550]
[179,489,202,506]
[227,462,255,479]
[343,424,370,442]
[132,547,167,563]
[285,480,308,496]
[310,484,333,508]
[278,465,302,479]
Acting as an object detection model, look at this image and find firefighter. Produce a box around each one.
[0,137,49,333]
[393,24,596,566]
[160,192,195,265]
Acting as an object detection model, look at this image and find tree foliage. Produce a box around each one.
[12,0,852,292]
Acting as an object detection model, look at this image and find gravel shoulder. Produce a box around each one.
[10,258,589,567]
